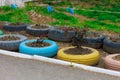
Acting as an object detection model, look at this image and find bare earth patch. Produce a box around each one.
[28,11,55,24]
[78,2,93,8]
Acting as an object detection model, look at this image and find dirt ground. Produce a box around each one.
[28,11,55,24]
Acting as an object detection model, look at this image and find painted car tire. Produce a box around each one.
[57,46,99,65]
[83,33,105,49]
[19,39,58,57]
[3,24,29,31]
[104,54,120,71]
[26,24,51,36]
[103,37,120,53]
[0,30,3,35]
[48,28,75,42]
[0,34,27,51]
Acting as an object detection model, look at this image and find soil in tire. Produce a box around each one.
[112,55,120,61]
[64,47,92,55]
[109,37,120,42]
[85,32,100,38]
[0,36,20,41]
[31,24,49,29]
[9,22,24,26]
[26,42,50,47]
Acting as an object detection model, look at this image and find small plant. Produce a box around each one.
[26,34,49,47]
[61,26,74,37]
[36,35,46,44]
[71,28,87,48]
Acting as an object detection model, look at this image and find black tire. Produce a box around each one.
[3,24,29,31]
[83,33,105,49]
[48,28,75,42]
[0,34,27,51]
[103,37,120,54]
[26,24,51,36]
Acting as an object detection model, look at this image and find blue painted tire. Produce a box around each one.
[103,37,120,54]
[19,39,58,57]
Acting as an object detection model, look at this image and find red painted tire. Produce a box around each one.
[104,54,120,71]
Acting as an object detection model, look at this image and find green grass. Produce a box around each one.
[0,6,12,12]
[84,20,120,33]
[75,10,120,22]
[0,6,30,23]
[55,7,120,23]
[89,5,120,12]
[25,6,80,26]
[0,6,119,33]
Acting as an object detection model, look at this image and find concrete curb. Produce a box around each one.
[0,49,119,77]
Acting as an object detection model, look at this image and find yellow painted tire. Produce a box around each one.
[57,46,100,65]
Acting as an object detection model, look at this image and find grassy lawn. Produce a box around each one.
[55,7,120,33]
[84,20,120,33]
[55,8,120,23]
[0,6,30,23]
[0,5,120,33]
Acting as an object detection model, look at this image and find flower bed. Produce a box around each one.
[0,22,120,72]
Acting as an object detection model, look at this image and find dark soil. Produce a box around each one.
[9,22,24,26]
[64,47,92,55]
[56,26,74,31]
[26,41,50,47]
[0,36,20,41]
[31,24,49,29]
[109,37,120,42]
[85,32,100,38]
[112,55,120,61]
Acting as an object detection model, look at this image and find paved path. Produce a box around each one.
[0,54,119,80]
